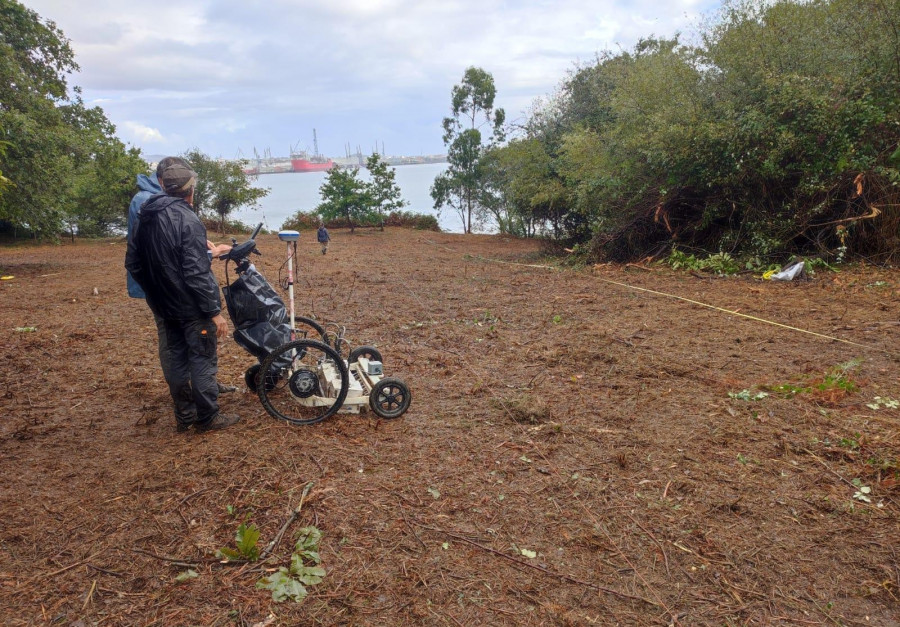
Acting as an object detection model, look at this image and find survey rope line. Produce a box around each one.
[469,255,892,356]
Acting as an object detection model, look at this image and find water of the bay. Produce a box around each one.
[230,162,470,233]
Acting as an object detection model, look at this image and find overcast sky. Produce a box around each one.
[23,0,719,160]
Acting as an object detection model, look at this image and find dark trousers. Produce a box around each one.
[161,318,219,426]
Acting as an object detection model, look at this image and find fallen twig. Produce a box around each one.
[628,514,670,576]
[128,547,204,568]
[260,481,314,560]
[27,551,103,583]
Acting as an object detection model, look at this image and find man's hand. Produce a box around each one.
[207,240,233,258]
[212,313,229,339]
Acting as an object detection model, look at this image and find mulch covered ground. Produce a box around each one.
[0,228,898,626]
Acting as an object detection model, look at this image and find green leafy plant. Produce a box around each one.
[766,360,863,400]
[866,396,899,410]
[175,569,199,583]
[728,389,769,401]
[665,249,699,271]
[256,526,326,603]
[699,252,741,275]
[838,433,861,451]
[819,359,862,392]
[217,521,261,561]
[851,478,872,503]
[665,249,741,275]
[771,383,811,397]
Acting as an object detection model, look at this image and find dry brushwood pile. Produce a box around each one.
[0,228,898,626]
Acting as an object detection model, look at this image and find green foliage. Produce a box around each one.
[0,0,146,239]
[217,521,261,561]
[286,158,416,233]
[366,153,408,219]
[199,216,258,236]
[819,359,862,393]
[487,0,900,262]
[0,140,11,200]
[432,67,506,233]
[280,210,322,231]
[283,209,440,232]
[182,148,268,235]
[175,569,199,583]
[315,166,373,232]
[728,389,769,401]
[382,210,440,231]
[664,248,741,275]
[256,568,308,602]
[256,526,326,604]
[766,359,863,398]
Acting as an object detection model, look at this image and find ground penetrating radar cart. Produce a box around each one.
[220,225,411,425]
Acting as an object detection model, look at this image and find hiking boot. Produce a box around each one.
[176,421,192,433]
[217,383,237,394]
[195,413,241,433]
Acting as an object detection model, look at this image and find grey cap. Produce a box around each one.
[160,158,197,196]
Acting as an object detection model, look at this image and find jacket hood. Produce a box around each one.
[140,193,188,219]
[136,173,161,194]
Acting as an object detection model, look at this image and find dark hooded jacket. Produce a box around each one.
[126,173,162,299]
[124,193,221,321]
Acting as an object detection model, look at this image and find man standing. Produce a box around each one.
[126,158,236,396]
[125,157,240,432]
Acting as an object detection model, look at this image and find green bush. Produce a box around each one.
[383,211,441,231]
[201,216,260,236]
[281,209,440,232]
[280,211,321,231]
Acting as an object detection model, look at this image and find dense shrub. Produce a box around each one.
[488,0,900,264]
[281,210,440,232]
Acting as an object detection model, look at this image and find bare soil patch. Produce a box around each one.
[0,229,898,626]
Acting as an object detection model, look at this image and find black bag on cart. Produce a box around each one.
[222,264,291,364]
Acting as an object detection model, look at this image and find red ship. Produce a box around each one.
[290,153,335,172]
[291,129,335,173]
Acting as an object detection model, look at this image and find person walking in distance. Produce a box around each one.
[317,220,330,255]
[125,157,240,433]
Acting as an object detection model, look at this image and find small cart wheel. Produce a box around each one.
[244,364,260,393]
[369,377,411,419]
[244,363,277,393]
[349,345,383,364]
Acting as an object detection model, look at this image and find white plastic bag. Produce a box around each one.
[770,260,806,281]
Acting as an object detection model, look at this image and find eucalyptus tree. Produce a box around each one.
[431,67,506,233]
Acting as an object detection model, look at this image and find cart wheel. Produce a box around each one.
[258,339,349,425]
[293,316,327,343]
[244,364,260,393]
[245,363,277,393]
[369,377,411,419]
[349,345,383,365]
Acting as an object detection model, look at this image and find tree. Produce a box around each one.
[183,148,269,234]
[431,67,506,233]
[484,138,569,238]
[0,0,77,236]
[315,166,371,232]
[0,140,12,201]
[63,101,148,239]
[366,153,407,226]
[0,0,147,239]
